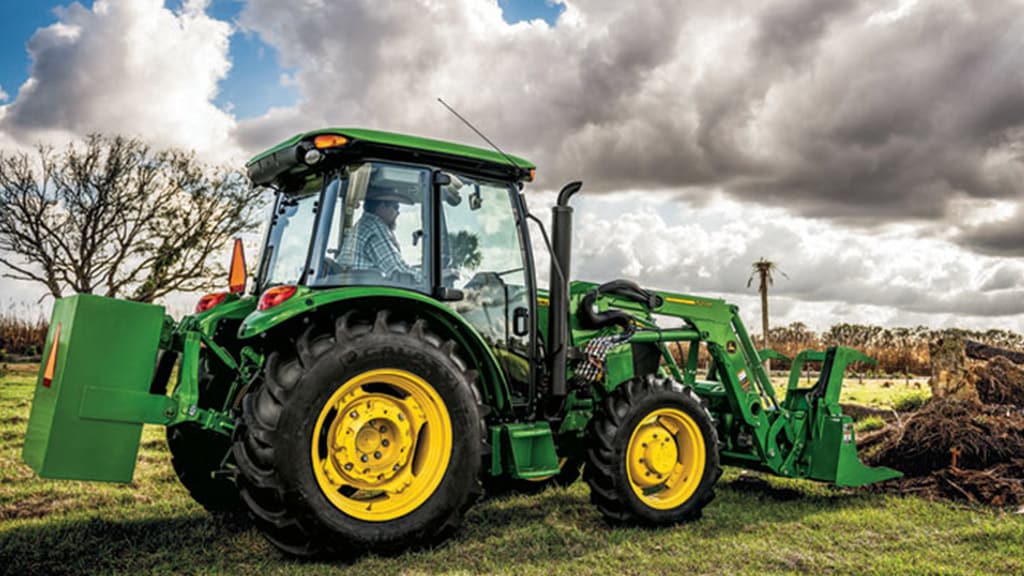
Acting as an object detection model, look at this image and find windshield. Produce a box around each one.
[261,175,323,287]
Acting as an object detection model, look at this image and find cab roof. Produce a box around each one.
[246,128,535,187]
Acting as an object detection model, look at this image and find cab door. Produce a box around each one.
[438,174,535,404]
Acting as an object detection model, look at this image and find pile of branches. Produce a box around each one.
[860,339,1024,507]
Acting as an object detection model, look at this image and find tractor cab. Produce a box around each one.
[247,129,541,408]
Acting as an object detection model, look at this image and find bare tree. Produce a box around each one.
[0,134,265,303]
[747,257,787,370]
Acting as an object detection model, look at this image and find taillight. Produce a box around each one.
[195,292,228,313]
[258,285,297,311]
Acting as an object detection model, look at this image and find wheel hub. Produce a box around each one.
[629,423,679,486]
[327,392,422,489]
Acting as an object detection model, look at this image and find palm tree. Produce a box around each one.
[747,258,788,371]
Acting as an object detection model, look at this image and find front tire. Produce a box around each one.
[233,309,483,556]
[585,375,721,524]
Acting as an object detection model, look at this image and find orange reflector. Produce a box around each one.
[229,238,247,293]
[42,323,61,388]
[527,168,536,182]
[313,134,350,149]
[258,285,298,311]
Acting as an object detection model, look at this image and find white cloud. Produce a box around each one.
[0,0,238,161]
[521,192,1024,333]
[0,85,8,103]
[2,0,1023,337]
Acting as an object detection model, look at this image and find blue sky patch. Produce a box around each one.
[0,1,561,117]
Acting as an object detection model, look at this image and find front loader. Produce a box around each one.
[22,128,899,557]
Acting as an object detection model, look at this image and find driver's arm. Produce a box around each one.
[365,233,421,283]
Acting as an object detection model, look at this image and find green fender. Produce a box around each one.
[237,286,514,417]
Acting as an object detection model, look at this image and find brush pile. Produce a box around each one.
[860,335,1024,506]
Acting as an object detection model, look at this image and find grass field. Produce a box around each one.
[1,366,1022,576]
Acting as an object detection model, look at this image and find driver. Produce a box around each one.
[340,184,421,283]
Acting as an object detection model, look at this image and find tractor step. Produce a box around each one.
[490,422,561,479]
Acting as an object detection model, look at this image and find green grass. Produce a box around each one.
[2,368,1022,575]
[773,375,932,411]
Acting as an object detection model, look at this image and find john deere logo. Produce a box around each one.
[726,341,737,354]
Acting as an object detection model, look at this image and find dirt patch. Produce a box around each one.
[726,474,804,501]
[0,493,78,520]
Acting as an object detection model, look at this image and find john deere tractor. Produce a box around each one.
[23,128,899,556]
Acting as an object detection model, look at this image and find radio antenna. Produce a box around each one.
[437,97,523,171]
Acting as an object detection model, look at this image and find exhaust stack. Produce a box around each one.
[548,181,582,399]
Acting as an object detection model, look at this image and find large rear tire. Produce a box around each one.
[233,309,483,557]
[585,375,721,524]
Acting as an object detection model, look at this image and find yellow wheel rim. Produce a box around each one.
[625,408,706,510]
[310,368,452,522]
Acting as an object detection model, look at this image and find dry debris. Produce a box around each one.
[859,339,1024,507]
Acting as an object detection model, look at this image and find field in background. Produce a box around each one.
[1,367,1021,575]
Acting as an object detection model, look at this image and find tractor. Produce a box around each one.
[23,128,899,556]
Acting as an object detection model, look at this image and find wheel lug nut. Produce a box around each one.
[344,463,353,471]
[361,455,369,463]
[350,411,358,419]
[393,464,400,471]
[380,426,387,433]
[397,413,404,421]
[374,451,382,459]
[382,439,390,447]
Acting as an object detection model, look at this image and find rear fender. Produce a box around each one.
[238,286,514,417]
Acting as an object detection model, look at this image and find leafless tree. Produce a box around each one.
[0,134,265,303]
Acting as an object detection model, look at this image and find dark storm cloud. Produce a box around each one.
[235,0,1024,255]
[958,212,1024,257]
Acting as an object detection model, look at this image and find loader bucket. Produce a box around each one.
[22,294,167,483]
[784,347,902,487]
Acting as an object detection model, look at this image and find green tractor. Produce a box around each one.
[23,128,899,556]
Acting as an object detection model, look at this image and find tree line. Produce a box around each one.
[766,322,1024,376]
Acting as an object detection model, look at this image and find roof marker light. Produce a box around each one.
[313,134,349,149]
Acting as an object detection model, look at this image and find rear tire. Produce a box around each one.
[585,375,721,524]
[233,309,483,557]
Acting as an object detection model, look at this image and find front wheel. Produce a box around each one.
[233,309,483,557]
[585,376,721,524]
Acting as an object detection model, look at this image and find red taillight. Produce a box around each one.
[195,292,228,313]
[258,285,297,311]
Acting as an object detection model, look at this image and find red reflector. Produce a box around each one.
[42,323,61,388]
[258,285,298,311]
[196,292,229,313]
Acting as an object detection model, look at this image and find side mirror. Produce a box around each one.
[412,229,424,246]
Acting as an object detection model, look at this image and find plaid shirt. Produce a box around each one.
[339,211,420,282]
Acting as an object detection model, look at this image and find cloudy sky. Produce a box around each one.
[1,0,1023,333]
